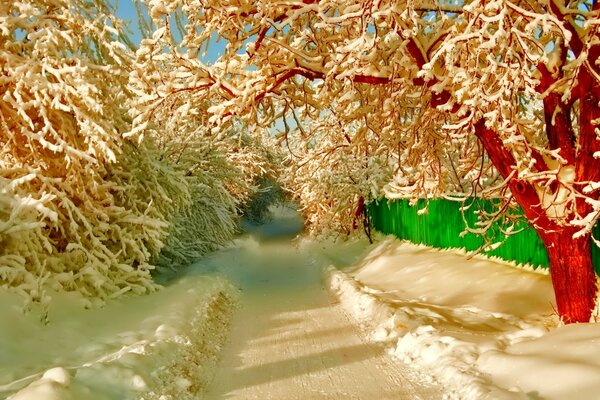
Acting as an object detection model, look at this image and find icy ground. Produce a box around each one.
[201,237,441,399]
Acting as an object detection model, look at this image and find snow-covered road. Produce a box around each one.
[6,204,600,400]
[197,235,442,399]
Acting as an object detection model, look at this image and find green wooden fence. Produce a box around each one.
[368,198,600,273]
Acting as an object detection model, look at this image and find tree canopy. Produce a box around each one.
[133,0,600,323]
[1,0,600,323]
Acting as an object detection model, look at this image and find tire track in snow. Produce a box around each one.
[201,238,442,400]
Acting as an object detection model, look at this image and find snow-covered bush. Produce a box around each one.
[0,0,192,310]
[151,132,281,268]
[128,87,280,268]
[149,131,240,269]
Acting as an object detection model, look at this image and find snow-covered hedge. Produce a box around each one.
[0,0,176,310]
[0,0,271,311]
[128,87,280,269]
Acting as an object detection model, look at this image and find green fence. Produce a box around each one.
[368,198,600,273]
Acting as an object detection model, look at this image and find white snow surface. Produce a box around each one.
[0,275,236,400]
[0,206,443,400]
[328,236,600,400]
[6,211,600,400]
[201,233,442,399]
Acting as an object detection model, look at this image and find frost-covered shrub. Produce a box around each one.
[0,0,190,309]
[133,91,280,269]
[151,138,240,269]
[108,140,190,274]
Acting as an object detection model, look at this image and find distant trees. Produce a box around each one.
[138,0,600,323]
[281,114,391,236]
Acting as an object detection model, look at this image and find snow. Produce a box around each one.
[202,234,442,399]
[349,239,553,318]
[328,235,600,400]
[5,213,600,400]
[0,275,236,400]
[479,323,600,400]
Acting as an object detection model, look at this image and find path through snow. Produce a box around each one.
[197,233,442,400]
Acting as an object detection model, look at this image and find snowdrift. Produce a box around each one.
[0,275,236,400]
[328,237,600,399]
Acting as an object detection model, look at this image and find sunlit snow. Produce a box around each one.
[329,237,600,399]
[3,209,600,399]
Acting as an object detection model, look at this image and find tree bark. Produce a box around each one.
[540,228,597,324]
[474,120,598,324]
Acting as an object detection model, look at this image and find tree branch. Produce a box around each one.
[474,119,554,230]
[549,0,584,57]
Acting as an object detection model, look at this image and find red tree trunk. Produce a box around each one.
[541,228,598,324]
[475,121,598,324]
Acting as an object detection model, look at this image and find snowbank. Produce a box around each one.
[327,237,600,399]
[0,275,237,400]
[479,323,600,400]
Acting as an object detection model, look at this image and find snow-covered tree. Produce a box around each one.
[138,0,600,323]
[137,93,278,268]
[1,0,283,316]
[0,0,190,312]
[281,113,391,237]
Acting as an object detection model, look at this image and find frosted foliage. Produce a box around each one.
[282,115,391,235]
[414,0,600,233]
[0,0,190,308]
[137,0,600,240]
[130,89,280,268]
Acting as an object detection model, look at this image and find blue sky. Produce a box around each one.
[111,0,225,63]
[111,0,144,44]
